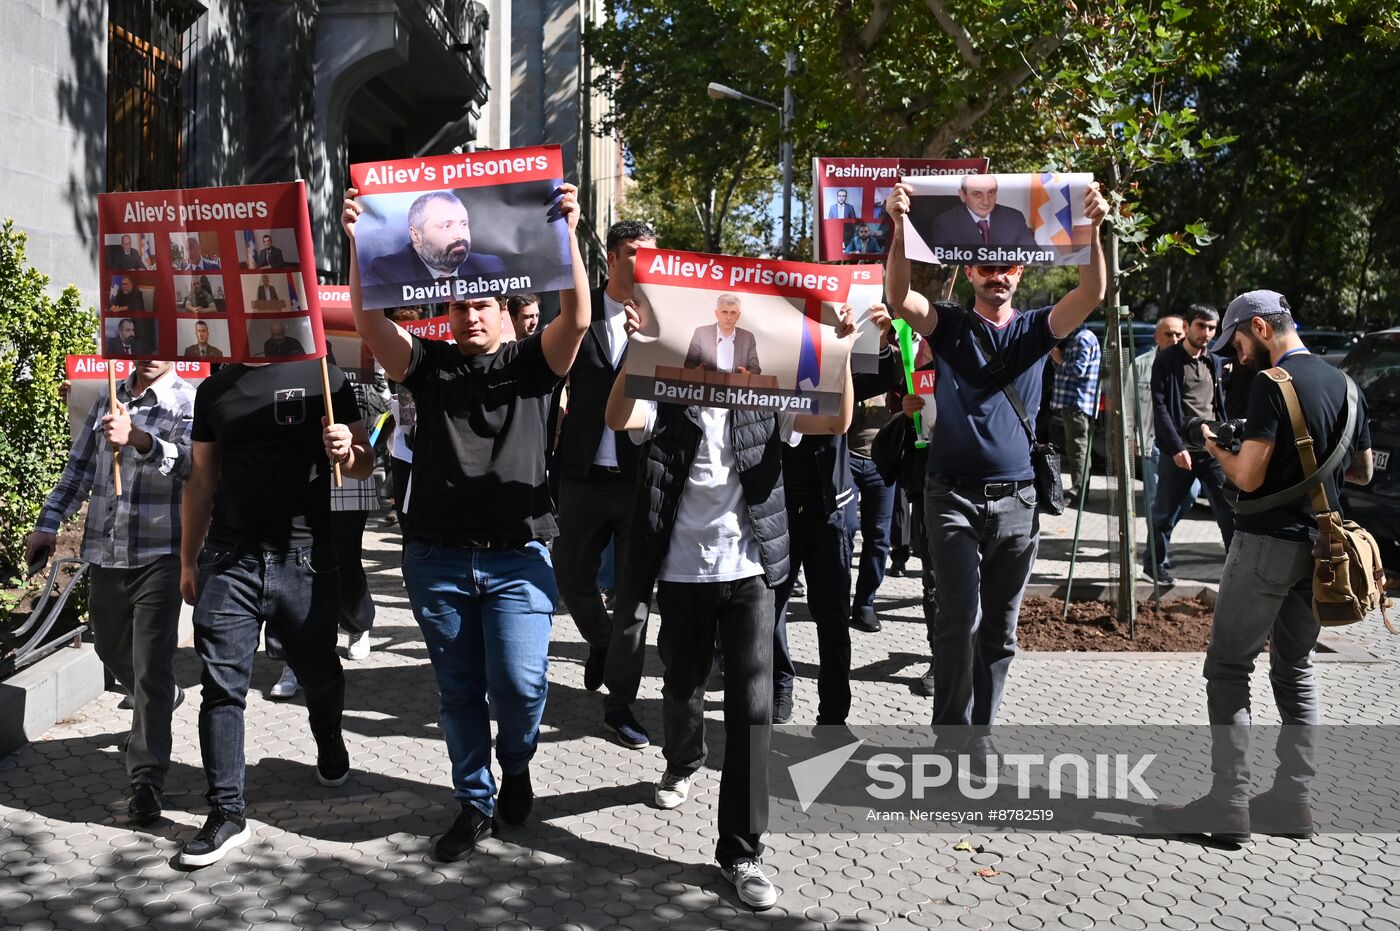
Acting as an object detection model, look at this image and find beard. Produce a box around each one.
[418,238,470,272]
[1239,333,1271,369]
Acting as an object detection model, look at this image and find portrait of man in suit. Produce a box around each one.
[254,234,286,269]
[183,320,225,358]
[109,234,145,270]
[363,190,507,287]
[261,320,307,358]
[826,188,858,219]
[174,234,221,271]
[108,317,147,356]
[108,276,145,313]
[923,174,1037,249]
[683,294,761,374]
[257,275,280,301]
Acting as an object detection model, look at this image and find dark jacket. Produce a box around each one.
[554,285,640,480]
[922,203,1038,249]
[1150,342,1227,456]
[683,324,762,374]
[629,406,789,593]
[363,242,507,287]
[784,346,902,516]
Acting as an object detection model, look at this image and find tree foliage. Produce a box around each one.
[0,220,97,578]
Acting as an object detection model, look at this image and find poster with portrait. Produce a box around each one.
[348,145,572,310]
[902,172,1096,266]
[64,357,212,442]
[96,181,325,363]
[812,157,989,262]
[622,249,884,415]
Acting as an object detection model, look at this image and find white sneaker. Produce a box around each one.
[347,630,372,661]
[721,858,778,910]
[654,770,692,810]
[269,665,300,700]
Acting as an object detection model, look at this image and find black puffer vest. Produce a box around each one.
[628,405,790,593]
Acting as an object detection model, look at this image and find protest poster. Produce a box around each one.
[64,357,211,442]
[812,157,989,262]
[96,181,326,364]
[902,172,1096,266]
[348,145,571,310]
[623,248,884,416]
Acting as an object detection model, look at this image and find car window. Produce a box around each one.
[1342,334,1400,414]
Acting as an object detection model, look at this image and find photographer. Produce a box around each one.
[1152,290,1373,843]
[1147,304,1235,583]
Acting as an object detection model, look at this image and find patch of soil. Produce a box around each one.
[1,507,88,664]
[1018,594,1214,652]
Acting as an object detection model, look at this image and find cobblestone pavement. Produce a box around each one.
[3,503,1398,931]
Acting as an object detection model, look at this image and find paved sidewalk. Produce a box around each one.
[2,509,1398,931]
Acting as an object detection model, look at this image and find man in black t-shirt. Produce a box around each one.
[342,181,592,863]
[176,358,371,867]
[1152,290,1373,844]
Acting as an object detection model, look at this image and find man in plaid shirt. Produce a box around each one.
[26,359,196,826]
[1050,323,1102,505]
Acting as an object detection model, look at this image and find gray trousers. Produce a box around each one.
[924,476,1039,731]
[1204,531,1320,806]
[1058,408,1093,496]
[88,555,183,788]
[553,474,652,713]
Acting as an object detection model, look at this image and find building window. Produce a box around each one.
[107,0,205,192]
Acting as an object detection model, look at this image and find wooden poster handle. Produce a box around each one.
[108,366,123,497]
[320,356,342,487]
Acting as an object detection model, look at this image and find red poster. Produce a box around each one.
[812,157,989,262]
[97,181,325,363]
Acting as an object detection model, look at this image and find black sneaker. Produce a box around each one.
[179,808,251,867]
[497,769,533,826]
[315,732,350,787]
[583,645,608,692]
[772,693,794,725]
[887,564,906,578]
[128,784,163,825]
[1150,794,1250,843]
[603,709,651,749]
[434,805,494,862]
[1249,791,1314,838]
[959,738,1002,785]
[850,606,882,633]
[912,663,935,697]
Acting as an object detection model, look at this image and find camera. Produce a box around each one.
[1184,416,1246,454]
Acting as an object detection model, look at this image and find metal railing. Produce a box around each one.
[0,560,89,680]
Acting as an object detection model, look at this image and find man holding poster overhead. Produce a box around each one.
[883,178,1108,766]
[341,181,591,863]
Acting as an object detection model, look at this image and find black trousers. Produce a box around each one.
[657,576,773,866]
[331,509,374,634]
[552,473,651,713]
[773,502,852,724]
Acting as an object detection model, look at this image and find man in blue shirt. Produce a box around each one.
[884,180,1108,765]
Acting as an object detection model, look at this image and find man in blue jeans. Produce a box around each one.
[343,182,592,862]
[178,358,371,867]
[884,179,1108,761]
[1152,290,1372,843]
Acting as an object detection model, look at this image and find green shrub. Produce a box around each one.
[0,220,97,578]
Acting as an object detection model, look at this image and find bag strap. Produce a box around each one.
[1234,368,1358,515]
[967,315,1037,449]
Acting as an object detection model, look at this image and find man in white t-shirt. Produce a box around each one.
[604,301,881,911]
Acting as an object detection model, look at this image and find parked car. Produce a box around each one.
[1300,328,1359,365]
[1085,320,1157,357]
[1339,328,1400,547]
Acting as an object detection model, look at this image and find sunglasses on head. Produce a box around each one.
[971,264,1023,277]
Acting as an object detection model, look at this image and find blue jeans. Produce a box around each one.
[194,544,345,812]
[1150,449,1233,571]
[401,540,558,816]
[1203,532,1319,806]
[924,475,1039,731]
[846,454,896,610]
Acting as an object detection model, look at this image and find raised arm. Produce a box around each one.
[342,188,413,382]
[1048,182,1109,339]
[605,301,648,432]
[540,183,591,377]
[883,182,938,337]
